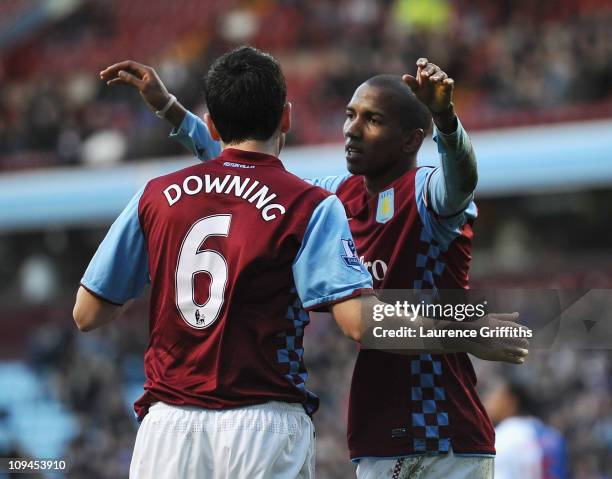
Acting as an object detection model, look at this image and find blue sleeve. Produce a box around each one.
[428,117,476,215]
[169,111,222,162]
[81,187,149,304]
[304,173,352,193]
[415,168,477,250]
[293,195,372,310]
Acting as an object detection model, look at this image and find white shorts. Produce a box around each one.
[130,401,315,479]
[355,448,494,479]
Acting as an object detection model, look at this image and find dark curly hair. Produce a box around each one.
[203,46,287,144]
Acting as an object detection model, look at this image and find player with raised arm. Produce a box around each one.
[78,46,375,479]
[98,55,528,478]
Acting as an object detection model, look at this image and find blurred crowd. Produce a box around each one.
[0,0,611,170]
[23,308,147,478]
[477,350,612,479]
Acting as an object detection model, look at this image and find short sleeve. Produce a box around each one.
[415,167,477,250]
[292,195,372,310]
[169,111,222,162]
[304,174,352,193]
[81,186,150,304]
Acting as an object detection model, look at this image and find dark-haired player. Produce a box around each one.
[98,56,526,478]
[76,46,374,478]
[485,378,568,479]
[336,70,491,479]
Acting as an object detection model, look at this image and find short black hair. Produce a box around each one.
[203,46,287,144]
[364,74,432,134]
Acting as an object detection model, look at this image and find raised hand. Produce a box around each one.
[402,58,454,114]
[100,60,171,112]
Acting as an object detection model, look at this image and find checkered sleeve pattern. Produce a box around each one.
[276,287,318,414]
[410,227,451,453]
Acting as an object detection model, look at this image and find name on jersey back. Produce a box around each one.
[163,173,286,221]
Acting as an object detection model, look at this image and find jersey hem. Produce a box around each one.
[135,393,310,422]
[453,453,496,458]
[351,451,496,463]
[349,445,496,462]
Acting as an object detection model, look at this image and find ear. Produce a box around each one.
[278,132,286,154]
[280,101,292,134]
[403,128,425,154]
[204,113,222,141]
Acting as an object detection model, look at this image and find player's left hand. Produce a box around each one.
[402,58,454,114]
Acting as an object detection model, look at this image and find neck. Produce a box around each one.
[223,137,281,157]
[364,156,415,196]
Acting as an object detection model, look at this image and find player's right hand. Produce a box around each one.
[100,60,171,112]
[465,313,531,364]
[402,58,454,114]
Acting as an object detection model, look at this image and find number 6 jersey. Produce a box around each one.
[81,148,372,420]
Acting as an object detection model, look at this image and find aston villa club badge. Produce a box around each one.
[376,188,394,223]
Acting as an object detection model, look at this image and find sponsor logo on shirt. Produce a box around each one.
[341,239,363,271]
[360,257,388,281]
[376,187,394,223]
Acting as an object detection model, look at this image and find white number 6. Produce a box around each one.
[175,214,231,329]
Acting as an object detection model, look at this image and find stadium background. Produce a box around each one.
[0,0,610,477]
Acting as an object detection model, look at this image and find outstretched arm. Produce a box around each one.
[331,296,530,364]
[100,60,221,161]
[403,58,477,216]
[101,60,351,191]
[100,60,188,128]
[292,195,529,363]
